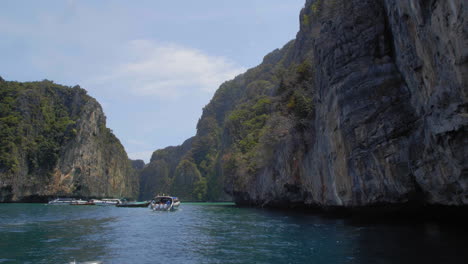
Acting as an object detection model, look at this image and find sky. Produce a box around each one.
[0,0,305,163]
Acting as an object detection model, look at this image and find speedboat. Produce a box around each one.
[91,198,122,206]
[48,198,77,205]
[150,196,180,211]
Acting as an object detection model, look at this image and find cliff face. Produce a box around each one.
[140,0,467,207]
[383,0,467,205]
[131,159,145,171]
[139,137,205,200]
[234,0,467,207]
[0,80,138,202]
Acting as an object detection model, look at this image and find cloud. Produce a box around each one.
[128,151,155,163]
[94,40,245,99]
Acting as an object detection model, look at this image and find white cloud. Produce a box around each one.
[95,40,245,99]
[128,151,154,163]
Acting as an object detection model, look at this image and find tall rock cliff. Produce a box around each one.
[247,0,467,207]
[140,0,467,207]
[0,79,139,202]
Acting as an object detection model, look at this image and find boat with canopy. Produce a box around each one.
[150,196,180,211]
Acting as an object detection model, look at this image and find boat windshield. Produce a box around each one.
[153,197,172,203]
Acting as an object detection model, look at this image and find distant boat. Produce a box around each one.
[91,198,122,206]
[69,260,102,264]
[116,201,150,208]
[150,196,180,211]
[70,199,95,206]
[48,198,77,205]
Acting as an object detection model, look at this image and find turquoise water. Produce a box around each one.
[0,203,467,264]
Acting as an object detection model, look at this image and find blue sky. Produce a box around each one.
[0,0,305,162]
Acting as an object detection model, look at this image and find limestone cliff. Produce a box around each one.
[138,137,199,200]
[140,0,467,208]
[0,79,138,202]
[233,0,467,207]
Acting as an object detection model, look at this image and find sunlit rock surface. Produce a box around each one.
[0,81,138,202]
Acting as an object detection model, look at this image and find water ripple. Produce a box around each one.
[1,203,467,263]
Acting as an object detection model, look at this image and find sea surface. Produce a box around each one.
[0,203,467,264]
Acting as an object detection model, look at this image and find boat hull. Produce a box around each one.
[116,202,150,208]
[94,203,118,206]
[70,202,95,206]
[151,199,180,211]
[172,201,180,210]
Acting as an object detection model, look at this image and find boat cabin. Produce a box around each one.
[151,196,180,211]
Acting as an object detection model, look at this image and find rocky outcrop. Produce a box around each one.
[383,0,468,205]
[233,0,467,207]
[139,139,183,200]
[140,0,467,208]
[0,80,138,202]
[138,137,201,200]
[131,159,145,171]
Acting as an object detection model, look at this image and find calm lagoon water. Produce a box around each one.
[0,203,467,264]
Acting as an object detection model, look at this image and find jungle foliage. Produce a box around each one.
[0,79,86,176]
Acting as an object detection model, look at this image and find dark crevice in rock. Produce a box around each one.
[0,185,13,202]
[408,173,428,204]
[381,5,396,61]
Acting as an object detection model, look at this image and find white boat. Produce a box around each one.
[48,198,77,205]
[90,199,122,206]
[150,196,180,211]
[70,199,94,206]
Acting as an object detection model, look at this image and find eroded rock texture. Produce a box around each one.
[0,81,138,202]
[238,0,467,207]
[140,0,467,208]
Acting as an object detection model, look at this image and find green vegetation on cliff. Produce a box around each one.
[0,80,80,176]
[0,78,138,202]
[139,36,315,201]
